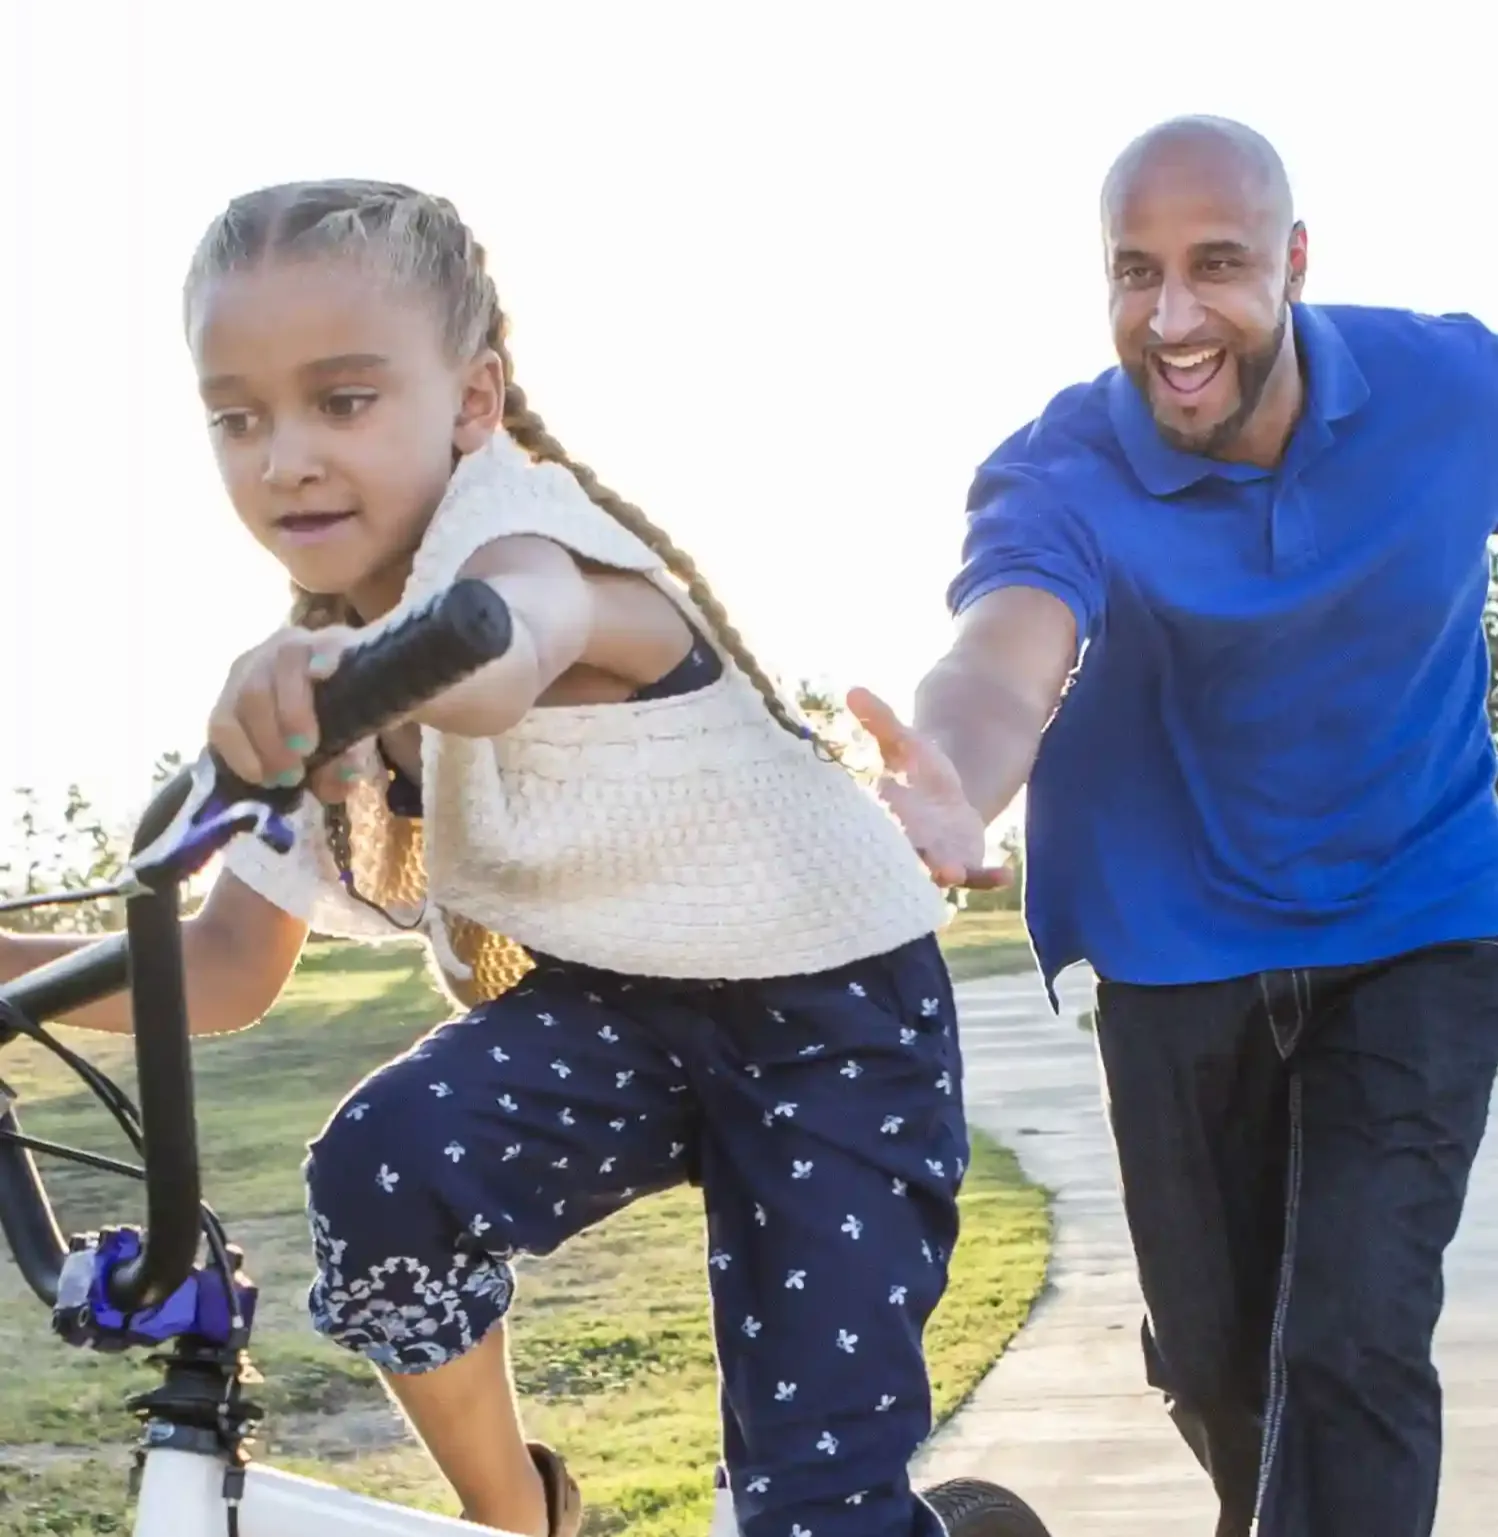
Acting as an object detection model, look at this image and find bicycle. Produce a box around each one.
[0,579,1053,1537]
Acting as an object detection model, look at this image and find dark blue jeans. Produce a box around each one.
[1095,940,1498,1537]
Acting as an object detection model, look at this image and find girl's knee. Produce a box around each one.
[303,1062,552,1372]
[304,1056,451,1219]
[306,1093,395,1228]
[304,1094,519,1372]
[308,1223,517,1375]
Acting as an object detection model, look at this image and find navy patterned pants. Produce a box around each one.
[303,935,967,1537]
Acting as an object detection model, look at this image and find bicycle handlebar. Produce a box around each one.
[0,579,514,1314]
[209,573,516,809]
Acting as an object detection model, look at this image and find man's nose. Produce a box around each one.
[1151,276,1207,345]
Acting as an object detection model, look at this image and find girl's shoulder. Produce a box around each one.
[406,434,662,606]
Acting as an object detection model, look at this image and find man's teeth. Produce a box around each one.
[1159,348,1223,369]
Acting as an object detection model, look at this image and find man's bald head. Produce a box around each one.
[1099,116,1307,463]
[1102,116,1295,240]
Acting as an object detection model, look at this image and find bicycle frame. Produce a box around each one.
[136,1450,503,1535]
[131,1454,743,1536]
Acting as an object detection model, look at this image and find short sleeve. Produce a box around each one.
[945,459,1106,643]
[219,796,401,941]
[397,431,660,614]
[1436,314,1498,531]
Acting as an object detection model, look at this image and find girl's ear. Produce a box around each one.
[453,348,505,455]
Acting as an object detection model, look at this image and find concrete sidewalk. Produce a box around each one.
[914,968,1498,1536]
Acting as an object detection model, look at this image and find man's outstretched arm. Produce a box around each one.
[848,583,1081,887]
[913,584,1080,826]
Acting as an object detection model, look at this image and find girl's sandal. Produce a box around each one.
[528,1442,583,1537]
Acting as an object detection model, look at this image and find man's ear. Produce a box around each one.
[1286,220,1309,299]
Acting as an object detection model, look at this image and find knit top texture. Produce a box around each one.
[223,431,950,1000]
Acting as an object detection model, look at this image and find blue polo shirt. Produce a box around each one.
[949,303,1498,995]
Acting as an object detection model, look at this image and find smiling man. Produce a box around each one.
[850,117,1498,1536]
[1104,124,1305,468]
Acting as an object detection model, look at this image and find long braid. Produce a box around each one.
[497,336,827,754]
[464,244,833,756]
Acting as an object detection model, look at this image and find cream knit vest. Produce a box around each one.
[223,431,950,993]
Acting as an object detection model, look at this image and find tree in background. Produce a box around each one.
[0,752,189,933]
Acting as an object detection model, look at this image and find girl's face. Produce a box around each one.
[191,258,503,617]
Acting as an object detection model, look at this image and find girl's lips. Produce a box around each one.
[275,511,357,546]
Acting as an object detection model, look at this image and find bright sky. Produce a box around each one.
[1,2,1493,830]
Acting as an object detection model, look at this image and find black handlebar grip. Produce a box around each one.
[208,580,514,807]
[307,579,515,767]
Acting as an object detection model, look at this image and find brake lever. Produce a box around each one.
[126,754,298,894]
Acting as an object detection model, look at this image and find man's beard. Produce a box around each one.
[1131,305,1289,458]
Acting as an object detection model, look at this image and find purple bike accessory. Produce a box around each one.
[52,1227,258,1352]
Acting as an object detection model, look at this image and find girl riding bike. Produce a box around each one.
[0,180,966,1537]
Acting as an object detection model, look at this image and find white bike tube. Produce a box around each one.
[708,1481,741,1536]
[132,1448,515,1536]
[134,1446,746,1537]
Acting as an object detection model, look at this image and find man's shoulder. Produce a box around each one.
[1312,301,1496,373]
[973,370,1125,503]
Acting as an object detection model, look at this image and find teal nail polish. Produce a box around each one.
[286,734,314,755]
[338,764,360,782]
[272,768,303,788]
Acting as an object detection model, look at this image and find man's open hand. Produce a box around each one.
[845,686,1010,890]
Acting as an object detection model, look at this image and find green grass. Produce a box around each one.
[0,939,1049,1535]
[939,907,1036,981]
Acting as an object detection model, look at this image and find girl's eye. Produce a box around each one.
[322,390,377,420]
[208,409,257,437]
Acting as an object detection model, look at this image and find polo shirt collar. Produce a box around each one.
[1107,302,1371,495]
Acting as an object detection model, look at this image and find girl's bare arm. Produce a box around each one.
[0,872,308,1036]
[415,534,693,739]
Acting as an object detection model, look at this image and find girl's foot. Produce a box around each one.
[464,1444,581,1536]
[529,1444,583,1537]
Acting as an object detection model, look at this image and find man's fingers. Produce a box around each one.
[912,856,1015,891]
[916,851,967,887]
[845,685,913,768]
[959,865,1014,891]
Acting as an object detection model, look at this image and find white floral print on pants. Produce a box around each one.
[304,936,965,1537]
